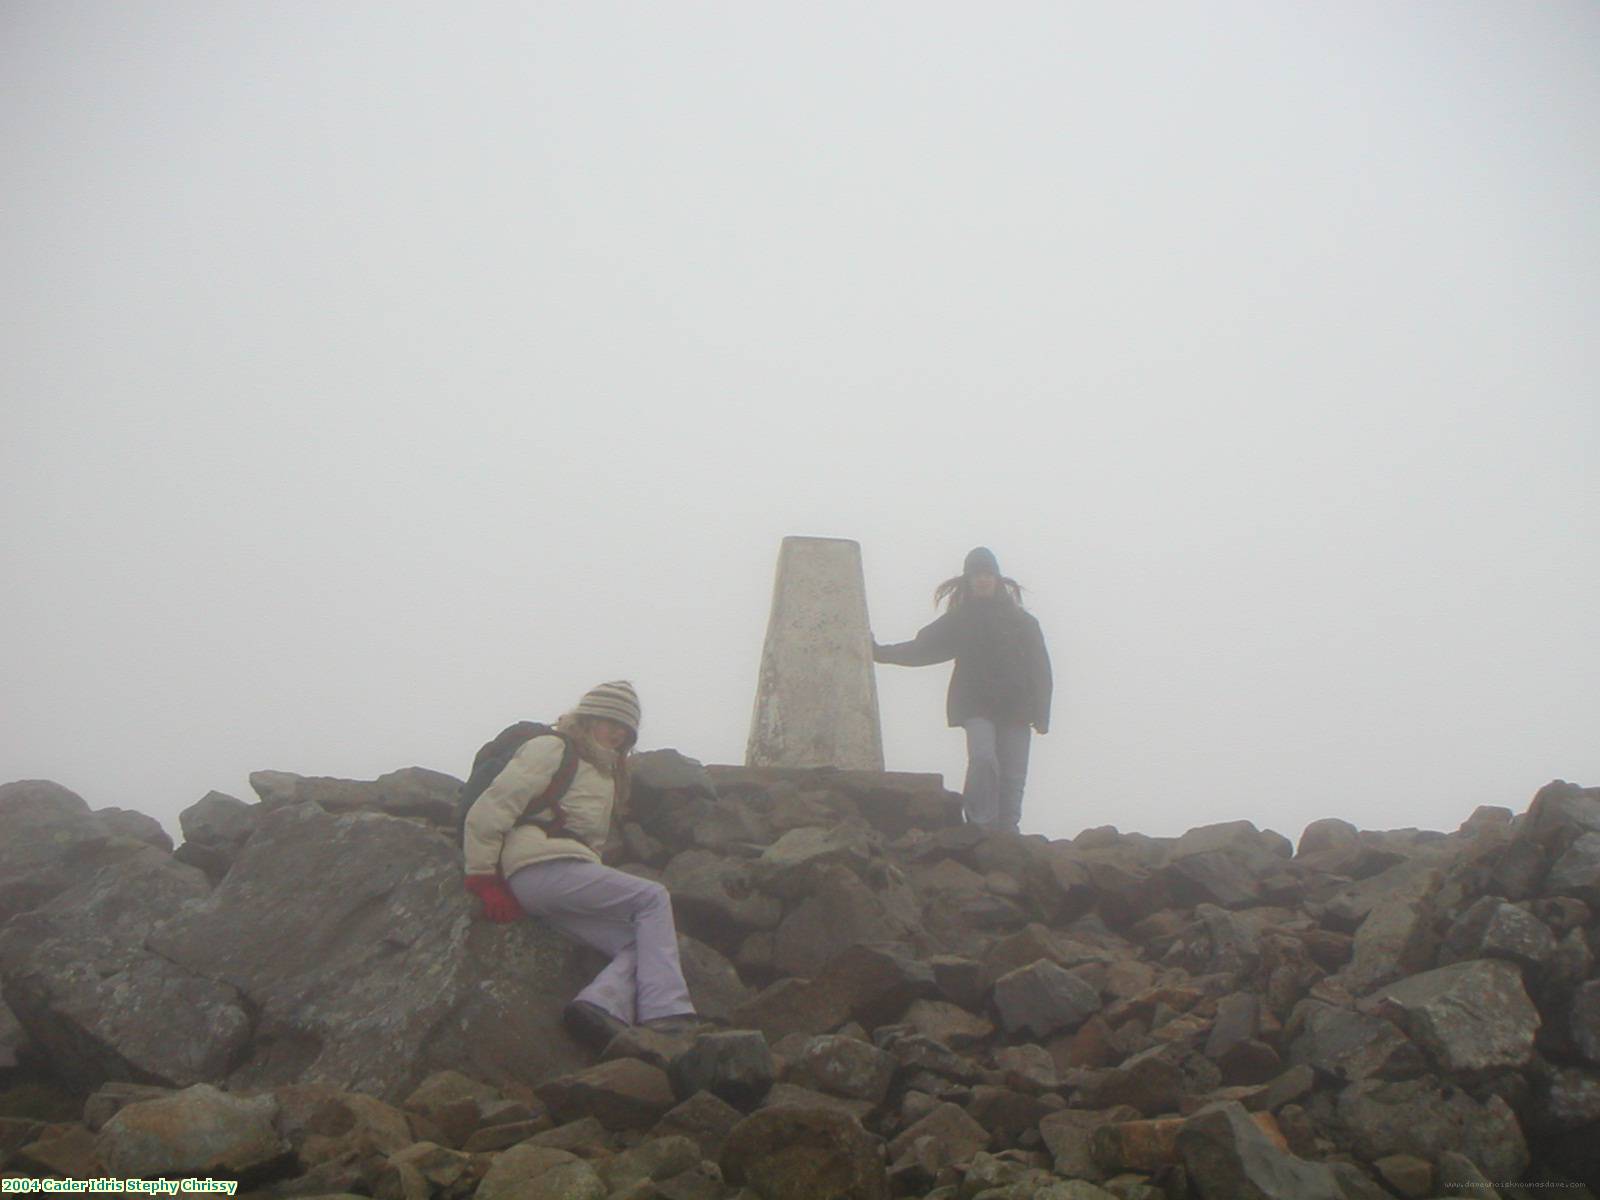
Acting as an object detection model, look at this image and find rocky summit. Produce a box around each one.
[2,761,1598,1200]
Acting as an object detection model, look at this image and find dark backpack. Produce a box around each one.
[455,721,581,849]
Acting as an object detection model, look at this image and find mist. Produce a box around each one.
[4,2,1596,846]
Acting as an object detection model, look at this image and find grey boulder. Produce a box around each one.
[0,780,160,925]
[249,766,463,824]
[146,801,595,1100]
[0,848,248,1092]
[1370,958,1540,1075]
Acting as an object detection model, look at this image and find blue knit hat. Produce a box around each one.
[963,546,1000,577]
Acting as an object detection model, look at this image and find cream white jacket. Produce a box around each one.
[462,734,616,877]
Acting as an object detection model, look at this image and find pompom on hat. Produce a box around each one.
[963,546,1001,578]
[570,680,641,736]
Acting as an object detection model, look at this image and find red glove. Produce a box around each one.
[464,874,522,923]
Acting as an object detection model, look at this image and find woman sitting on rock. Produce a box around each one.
[461,680,700,1047]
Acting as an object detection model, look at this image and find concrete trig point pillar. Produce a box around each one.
[746,536,885,770]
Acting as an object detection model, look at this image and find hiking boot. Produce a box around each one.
[563,1000,629,1050]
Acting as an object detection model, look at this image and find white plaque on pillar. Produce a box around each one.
[746,536,885,770]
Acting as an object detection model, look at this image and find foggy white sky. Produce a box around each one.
[4,2,1596,847]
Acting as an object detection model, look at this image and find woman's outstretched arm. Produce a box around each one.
[873,610,958,667]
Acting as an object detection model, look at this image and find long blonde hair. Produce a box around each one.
[555,711,632,808]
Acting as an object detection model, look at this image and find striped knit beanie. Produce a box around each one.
[570,680,641,735]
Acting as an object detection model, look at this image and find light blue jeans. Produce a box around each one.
[963,718,1032,833]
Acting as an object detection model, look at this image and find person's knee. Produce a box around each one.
[631,878,671,912]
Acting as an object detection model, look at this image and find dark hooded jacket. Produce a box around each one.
[875,596,1053,731]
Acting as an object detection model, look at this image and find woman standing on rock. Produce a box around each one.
[873,547,1053,835]
[460,680,701,1048]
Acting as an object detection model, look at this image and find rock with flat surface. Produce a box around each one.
[1371,958,1540,1074]
[901,998,994,1050]
[248,766,462,824]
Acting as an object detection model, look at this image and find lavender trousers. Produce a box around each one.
[506,857,695,1026]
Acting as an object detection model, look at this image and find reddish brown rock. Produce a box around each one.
[14,1124,106,1178]
[535,1059,677,1131]
[901,998,995,1050]
[758,1082,875,1122]
[720,1106,889,1200]
[651,1090,742,1160]
[887,1101,990,1182]
[1077,1048,1185,1117]
[1092,1110,1287,1173]
[965,1084,1058,1146]
[1051,1014,1124,1070]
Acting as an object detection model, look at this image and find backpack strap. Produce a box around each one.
[513,733,582,834]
